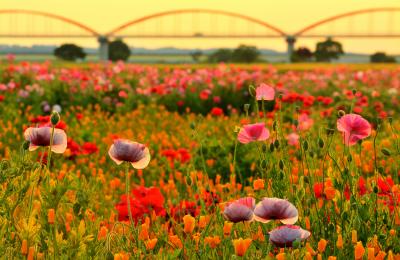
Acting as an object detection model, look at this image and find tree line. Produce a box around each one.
[53,38,398,63]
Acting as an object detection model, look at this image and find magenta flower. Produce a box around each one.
[269,225,311,247]
[337,113,371,146]
[108,139,151,169]
[24,127,67,153]
[223,197,255,223]
[237,123,270,144]
[256,83,275,101]
[253,198,298,224]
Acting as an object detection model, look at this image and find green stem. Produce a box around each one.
[125,163,134,227]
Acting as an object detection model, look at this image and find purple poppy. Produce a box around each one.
[24,127,67,154]
[253,198,298,224]
[269,225,310,247]
[223,197,255,223]
[108,139,150,169]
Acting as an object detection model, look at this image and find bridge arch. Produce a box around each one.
[295,7,400,37]
[0,9,99,37]
[107,9,287,37]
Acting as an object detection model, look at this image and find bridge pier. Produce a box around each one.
[285,36,296,63]
[98,36,109,61]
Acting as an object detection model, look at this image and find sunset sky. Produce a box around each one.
[2,0,400,54]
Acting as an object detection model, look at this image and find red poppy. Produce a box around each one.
[210,107,224,116]
[82,142,99,155]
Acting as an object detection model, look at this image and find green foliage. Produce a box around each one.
[208,48,232,63]
[231,45,260,63]
[370,52,397,63]
[54,44,86,61]
[291,47,313,62]
[108,39,131,62]
[314,38,344,62]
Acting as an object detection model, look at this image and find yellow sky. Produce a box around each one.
[2,0,400,53]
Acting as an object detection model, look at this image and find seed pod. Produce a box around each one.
[244,104,250,112]
[190,122,196,130]
[50,111,60,126]
[337,110,345,118]
[274,140,280,149]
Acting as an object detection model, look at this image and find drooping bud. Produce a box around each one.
[244,104,250,112]
[303,140,309,151]
[381,148,391,157]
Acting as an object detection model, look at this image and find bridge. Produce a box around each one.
[1,8,399,61]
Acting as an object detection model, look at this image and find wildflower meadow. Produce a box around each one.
[0,60,399,259]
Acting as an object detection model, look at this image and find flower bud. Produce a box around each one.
[337,110,345,118]
[318,138,325,148]
[22,141,30,150]
[50,111,60,126]
[303,140,309,151]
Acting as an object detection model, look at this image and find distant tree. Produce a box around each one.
[231,45,260,63]
[208,49,233,63]
[190,51,203,63]
[54,43,86,61]
[291,47,313,62]
[314,38,344,62]
[108,39,131,62]
[370,52,396,63]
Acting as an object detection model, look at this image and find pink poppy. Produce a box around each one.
[297,113,314,131]
[108,139,151,169]
[253,198,298,224]
[269,225,311,247]
[237,123,270,144]
[287,133,300,146]
[223,197,255,223]
[337,114,371,146]
[24,127,67,154]
[256,83,275,101]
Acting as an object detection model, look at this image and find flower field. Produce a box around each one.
[0,60,400,259]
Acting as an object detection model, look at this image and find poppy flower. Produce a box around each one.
[253,197,298,224]
[269,225,311,247]
[223,197,255,223]
[237,123,270,144]
[108,139,150,169]
[24,127,67,153]
[256,83,275,101]
[337,114,371,146]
